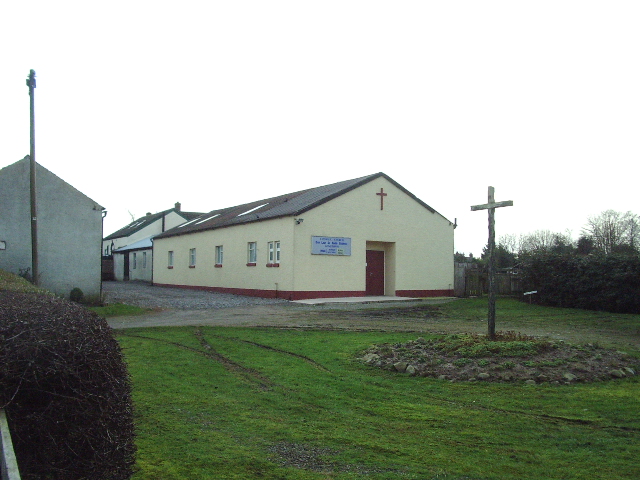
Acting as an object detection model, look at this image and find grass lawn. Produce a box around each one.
[89,302,152,317]
[116,299,640,479]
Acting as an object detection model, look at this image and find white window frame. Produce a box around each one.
[268,241,281,264]
[132,252,137,269]
[168,250,174,268]
[248,242,257,264]
[215,245,223,265]
[189,248,196,267]
[142,251,147,269]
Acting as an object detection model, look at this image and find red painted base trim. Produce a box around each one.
[154,283,363,301]
[395,289,454,297]
[153,283,453,301]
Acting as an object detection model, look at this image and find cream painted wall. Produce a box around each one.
[153,217,296,293]
[291,177,454,294]
[152,177,454,297]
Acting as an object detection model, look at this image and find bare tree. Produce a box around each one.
[498,234,518,255]
[516,230,574,256]
[582,210,640,254]
[627,214,640,251]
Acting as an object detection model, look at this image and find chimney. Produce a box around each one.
[175,202,181,212]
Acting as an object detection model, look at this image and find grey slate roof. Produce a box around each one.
[104,208,202,241]
[154,172,445,240]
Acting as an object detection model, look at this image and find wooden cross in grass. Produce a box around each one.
[471,186,513,339]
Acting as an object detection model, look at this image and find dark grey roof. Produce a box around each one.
[104,208,202,241]
[155,172,444,240]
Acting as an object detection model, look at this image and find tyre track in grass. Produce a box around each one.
[220,332,639,433]
[119,331,275,390]
[417,390,640,433]
[201,331,332,373]
[118,332,639,433]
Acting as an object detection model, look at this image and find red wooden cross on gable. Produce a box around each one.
[376,188,387,210]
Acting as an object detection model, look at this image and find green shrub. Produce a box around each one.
[69,287,84,303]
[0,291,136,479]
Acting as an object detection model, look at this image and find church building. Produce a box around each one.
[152,172,455,300]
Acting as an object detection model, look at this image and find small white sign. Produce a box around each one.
[311,236,351,256]
[0,241,5,250]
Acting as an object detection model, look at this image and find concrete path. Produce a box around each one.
[292,295,423,305]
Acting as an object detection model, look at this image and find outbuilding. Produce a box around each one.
[152,172,455,300]
[0,156,104,298]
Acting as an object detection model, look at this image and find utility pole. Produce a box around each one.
[26,69,38,285]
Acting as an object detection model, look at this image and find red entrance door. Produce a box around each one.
[366,250,385,296]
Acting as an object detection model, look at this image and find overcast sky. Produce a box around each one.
[2,1,638,256]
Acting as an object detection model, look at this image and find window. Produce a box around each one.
[247,242,257,265]
[142,251,147,269]
[267,241,280,266]
[189,248,196,268]
[168,250,174,269]
[132,252,137,269]
[215,245,223,267]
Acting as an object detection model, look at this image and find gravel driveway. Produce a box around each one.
[103,281,444,330]
[102,281,290,310]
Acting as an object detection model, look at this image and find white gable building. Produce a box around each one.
[152,173,455,300]
[103,203,201,281]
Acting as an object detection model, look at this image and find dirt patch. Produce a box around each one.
[360,333,640,384]
[267,442,398,475]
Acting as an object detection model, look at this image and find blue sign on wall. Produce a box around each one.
[311,236,352,256]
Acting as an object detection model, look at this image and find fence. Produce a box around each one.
[0,410,21,480]
[102,255,115,281]
[454,263,522,297]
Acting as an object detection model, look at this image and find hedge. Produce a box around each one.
[0,291,136,479]
[520,253,640,313]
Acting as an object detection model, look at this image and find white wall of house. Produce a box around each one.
[152,177,454,299]
[0,158,103,297]
[113,252,125,280]
[113,250,153,282]
[126,249,152,282]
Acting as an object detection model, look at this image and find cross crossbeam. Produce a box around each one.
[471,200,513,211]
